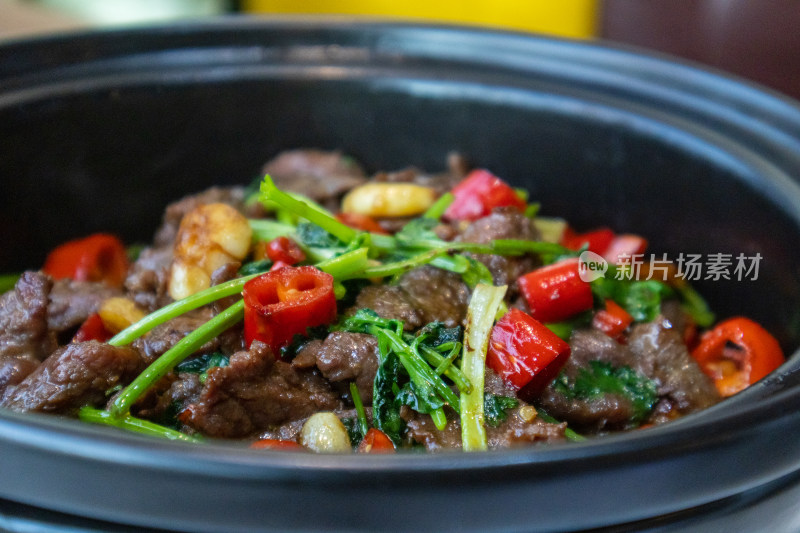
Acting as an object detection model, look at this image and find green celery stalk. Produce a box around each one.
[460,283,508,452]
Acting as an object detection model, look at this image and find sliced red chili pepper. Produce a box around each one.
[357,428,396,454]
[691,317,784,397]
[487,308,571,400]
[242,266,336,353]
[560,227,615,254]
[443,169,526,221]
[518,258,593,323]
[72,313,113,343]
[603,234,648,264]
[250,439,303,451]
[592,299,633,340]
[42,233,129,288]
[265,236,306,265]
[335,213,389,234]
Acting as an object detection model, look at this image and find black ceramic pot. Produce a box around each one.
[1,18,800,533]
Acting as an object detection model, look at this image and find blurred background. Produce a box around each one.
[0,0,798,102]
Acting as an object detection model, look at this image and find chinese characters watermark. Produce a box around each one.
[579,251,762,282]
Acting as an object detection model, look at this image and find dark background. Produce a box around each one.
[601,0,800,103]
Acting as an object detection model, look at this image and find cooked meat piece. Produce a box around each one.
[0,355,39,396]
[371,152,469,195]
[208,262,246,355]
[659,299,690,338]
[347,266,470,330]
[539,324,721,431]
[627,321,721,422]
[294,332,379,403]
[398,266,470,327]
[132,372,203,425]
[124,245,173,312]
[403,406,566,452]
[209,261,242,314]
[1,341,143,413]
[47,279,122,333]
[132,309,220,365]
[456,207,541,292]
[262,149,367,209]
[0,272,57,362]
[537,329,647,431]
[348,284,423,331]
[153,186,247,247]
[180,341,341,438]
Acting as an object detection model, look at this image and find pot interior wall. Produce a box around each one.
[1,68,799,349]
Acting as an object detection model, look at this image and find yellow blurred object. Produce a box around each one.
[243,0,597,38]
[341,183,436,218]
[99,297,146,334]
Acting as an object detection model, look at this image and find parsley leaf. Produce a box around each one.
[484,394,519,427]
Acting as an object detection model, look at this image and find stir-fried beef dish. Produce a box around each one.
[0,149,785,452]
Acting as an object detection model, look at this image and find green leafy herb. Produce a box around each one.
[372,350,406,445]
[278,325,329,361]
[341,417,364,448]
[238,259,272,276]
[677,283,715,328]
[396,381,446,414]
[554,360,658,425]
[339,309,462,432]
[176,352,229,384]
[394,218,441,248]
[592,276,674,323]
[296,222,344,249]
[484,394,519,427]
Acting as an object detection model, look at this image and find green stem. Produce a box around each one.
[423,192,454,220]
[350,382,369,438]
[430,409,448,430]
[79,407,202,443]
[342,249,444,280]
[419,344,472,393]
[461,283,508,452]
[536,410,586,442]
[370,325,461,413]
[260,175,357,244]
[446,240,570,257]
[110,300,245,417]
[248,219,297,242]
[109,274,257,347]
[316,248,370,279]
